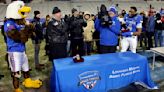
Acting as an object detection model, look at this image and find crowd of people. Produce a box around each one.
[137,7,164,50]
[2,4,164,66]
[32,5,163,62]
[1,4,164,59]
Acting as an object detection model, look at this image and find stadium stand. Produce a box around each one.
[0,0,164,20]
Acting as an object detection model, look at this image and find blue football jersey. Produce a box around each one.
[4,19,25,52]
[124,14,142,32]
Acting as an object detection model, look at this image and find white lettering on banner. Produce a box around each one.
[133,70,140,74]
[121,72,133,77]
[109,66,141,79]
[112,69,129,74]
[109,74,120,78]
[129,66,140,71]
[80,73,98,79]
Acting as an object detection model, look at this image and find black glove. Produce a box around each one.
[121,24,130,33]
[101,15,113,27]
[108,17,113,26]
[82,22,87,27]
[122,24,127,29]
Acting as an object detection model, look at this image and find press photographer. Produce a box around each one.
[95,5,121,53]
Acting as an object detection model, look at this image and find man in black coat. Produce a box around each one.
[69,8,87,56]
[47,7,68,61]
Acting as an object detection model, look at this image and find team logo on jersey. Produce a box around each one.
[78,71,101,90]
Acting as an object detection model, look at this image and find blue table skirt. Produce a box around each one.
[50,52,157,92]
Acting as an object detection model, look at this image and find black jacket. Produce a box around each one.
[32,18,44,43]
[155,13,164,30]
[69,16,87,40]
[47,18,68,44]
[142,16,148,29]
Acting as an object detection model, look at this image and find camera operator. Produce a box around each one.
[95,5,121,53]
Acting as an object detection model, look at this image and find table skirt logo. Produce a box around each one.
[78,71,101,90]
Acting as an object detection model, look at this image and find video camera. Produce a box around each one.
[98,4,113,27]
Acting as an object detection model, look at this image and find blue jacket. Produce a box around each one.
[95,16,121,46]
[4,19,25,52]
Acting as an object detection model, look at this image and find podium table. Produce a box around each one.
[50,52,157,92]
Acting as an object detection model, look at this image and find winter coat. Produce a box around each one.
[83,18,95,42]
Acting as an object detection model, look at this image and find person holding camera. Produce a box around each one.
[95,5,121,54]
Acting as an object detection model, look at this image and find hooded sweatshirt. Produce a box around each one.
[83,11,95,42]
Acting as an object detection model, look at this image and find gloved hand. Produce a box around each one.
[122,32,133,36]
[121,24,127,29]
[108,17,113,26]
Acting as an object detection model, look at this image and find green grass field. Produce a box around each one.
[0,31,52,92]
